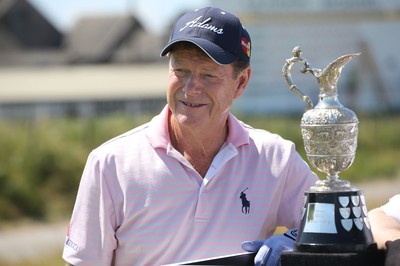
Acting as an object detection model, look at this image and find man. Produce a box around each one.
[369,194,400,266]
[62,7,317,265]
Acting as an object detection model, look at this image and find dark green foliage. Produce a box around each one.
[238,114,400,182]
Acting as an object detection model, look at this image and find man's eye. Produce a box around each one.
[174,69,188,76]
[203,73,217,79]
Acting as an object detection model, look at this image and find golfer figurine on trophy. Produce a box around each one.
[282,47,376,252]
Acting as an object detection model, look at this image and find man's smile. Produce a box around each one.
[181,101,206,108]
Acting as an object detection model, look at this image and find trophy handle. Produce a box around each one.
[282,46,315,110]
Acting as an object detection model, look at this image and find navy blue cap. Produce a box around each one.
[160,7,251,65]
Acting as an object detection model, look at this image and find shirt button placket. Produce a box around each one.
[194,187,210,224]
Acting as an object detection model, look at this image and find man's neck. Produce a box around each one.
[169,115,228,177]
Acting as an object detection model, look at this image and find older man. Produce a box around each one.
[62,7,317,265]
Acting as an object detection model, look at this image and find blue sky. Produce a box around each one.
[28,0,207,34]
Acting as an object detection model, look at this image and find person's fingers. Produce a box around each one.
[241,240,264,252]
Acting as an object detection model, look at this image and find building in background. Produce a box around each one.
[211,0,400,115]
[0,0,400,120]
[0,0,62,48]
[0,0,165,66]
[0,0,64,65]
[0,0,167,120]
[0,64,167,120]
[66,15,164,64]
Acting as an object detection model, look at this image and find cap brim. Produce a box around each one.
[160,38,238,65]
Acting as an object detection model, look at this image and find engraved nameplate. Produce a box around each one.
[303,203,337,234]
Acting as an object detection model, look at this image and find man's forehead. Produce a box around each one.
[170,42,209,57]
[170,45,216,64]
[169,42,236,75]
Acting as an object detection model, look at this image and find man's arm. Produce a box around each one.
[368,207,400,249]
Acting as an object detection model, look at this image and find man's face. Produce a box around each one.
[167,45,249,131]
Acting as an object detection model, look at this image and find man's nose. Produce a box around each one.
[183,75,202,95]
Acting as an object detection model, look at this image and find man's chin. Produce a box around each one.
[174,114,209,129]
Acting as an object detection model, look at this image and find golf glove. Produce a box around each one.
[241,228,298,266]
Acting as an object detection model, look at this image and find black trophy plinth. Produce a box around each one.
[286,190,385,266]
[297,190,375,253]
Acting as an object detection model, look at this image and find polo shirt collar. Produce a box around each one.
[146,105,249,149]
[226,112,250,147]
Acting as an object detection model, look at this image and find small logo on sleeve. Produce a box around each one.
[65,237,79,252]
[240,187,251,214]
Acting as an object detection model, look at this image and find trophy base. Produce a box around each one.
[296,189,375,253]
[282,245,385,266]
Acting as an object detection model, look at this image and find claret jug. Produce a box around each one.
[282,47,375,252]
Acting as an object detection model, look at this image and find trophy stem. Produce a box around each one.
[310,174,356,192]
[327,173,339,181]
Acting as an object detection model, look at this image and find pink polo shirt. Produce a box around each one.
[63,106,317,265]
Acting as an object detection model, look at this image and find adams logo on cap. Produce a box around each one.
[180,16,224,35]
[241,37,251,58]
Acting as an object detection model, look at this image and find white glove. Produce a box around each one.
[241,228,298,266]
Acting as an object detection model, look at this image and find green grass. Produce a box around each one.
[0,251,64,266]
[239,114,400,182]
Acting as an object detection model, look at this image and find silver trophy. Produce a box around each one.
[282,47,375,252]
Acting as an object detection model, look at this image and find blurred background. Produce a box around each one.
[0,0,399,265]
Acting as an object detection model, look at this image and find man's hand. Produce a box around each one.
[241,228,297,266]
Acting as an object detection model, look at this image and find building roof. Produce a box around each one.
[0,0,62,49]
[0,0,18,20]
[65,15,164,64]
[66,15,140,63]
[0,63,168,103]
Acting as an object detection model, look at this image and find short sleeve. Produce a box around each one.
[382,194,400,224]
[62,151,117,266]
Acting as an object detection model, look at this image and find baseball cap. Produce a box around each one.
[160,7,251,65]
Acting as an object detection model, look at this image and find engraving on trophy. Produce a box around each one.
[303,203,337,234]
[362,206,368,216]
[351,195,360,206]
[354,218,364,230]
[341,219,353,232]
[360,194,366,205]
[339,207,351,219]
[353,206,362,218]
[339,196,349,207]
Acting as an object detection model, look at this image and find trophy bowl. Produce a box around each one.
[301,107,359,192]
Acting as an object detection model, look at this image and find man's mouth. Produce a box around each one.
[181,101,204,107]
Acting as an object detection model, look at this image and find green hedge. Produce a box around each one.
[241,114,400,182]
[0,114,399,221]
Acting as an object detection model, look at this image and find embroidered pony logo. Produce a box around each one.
[240,187,251,214]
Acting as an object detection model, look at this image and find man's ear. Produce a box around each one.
[234,67,251,99]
